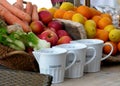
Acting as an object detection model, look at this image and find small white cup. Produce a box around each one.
[53,43,96,78]
[32,48,76,83]
[71,39,113,72]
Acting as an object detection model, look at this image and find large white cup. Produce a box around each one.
[71,39,113,72]
[53,43,96,78]
[32,48,76,83]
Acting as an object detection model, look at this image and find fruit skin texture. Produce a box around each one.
[103,41,118,56]
[109,29,120,42]
[98,17,112,29]
[30,21,45,34]
[95,29,109,42]
[77,5,92,19]
[84,20,96,38]
[84,20,96,27]
[117,41,120,52]
[57,30,69,38]
[38,10,53,24]
[85,26,96,38]
[37,29,58,46]
[60,2,74,11]
[72,13,85,24]
[48,20,63,32]
[104,25,116,33]
[57,36,72,45]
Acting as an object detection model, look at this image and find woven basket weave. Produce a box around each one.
[0,44,39,72]
[0,69,52,86]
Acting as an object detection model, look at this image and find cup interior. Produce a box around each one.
[33,48,67,55]
[71,39,104,45]
[53,43,87,50]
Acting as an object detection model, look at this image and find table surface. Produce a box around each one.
[52,63,120,86]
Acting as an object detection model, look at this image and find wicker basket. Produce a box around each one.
[55,19,87,40]
[0,44,39,72]
[0,69,52,86]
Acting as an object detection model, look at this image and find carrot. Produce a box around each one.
[25,2,33,16]
[13,0,23,10]
[0,4,31,32]
[0,0,31,23]
[31,5,39,22]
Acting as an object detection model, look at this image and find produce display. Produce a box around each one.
[0,0,120,57]
[47,2,120,56]
[0,0,73,53]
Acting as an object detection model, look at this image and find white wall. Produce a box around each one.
[7,0,53,9]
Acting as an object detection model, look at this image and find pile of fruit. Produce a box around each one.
[1,0,120,56]
[46,2,120,56]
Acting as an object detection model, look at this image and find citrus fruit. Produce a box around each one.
[48,7,57,16]
[117,41,120,52]
[84,20,96,27]
[63,11,76,20]
[98,17,112,29]
[104,24,116,33]
[84,25,96,38]
[95,29,109,42]
[54,9,66,18]
[109,29,120,42]
[60,2,74,11]
[103,41,118,56]
[92,15,102,27]
[72,13,85,24]
[77,5,92,19]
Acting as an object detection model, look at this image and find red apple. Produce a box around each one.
[57,36,72,45]
[30,21,45,34]
[38,10,53,24]
[48,20,63,32]
[38,29,58,46]
[57,30,69,38]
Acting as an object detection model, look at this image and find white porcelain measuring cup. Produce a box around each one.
[53,43,96,78]
[32,47,77,83]
[71,39,113,72]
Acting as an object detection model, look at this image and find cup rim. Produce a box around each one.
[52,43,87,50]
[71,39,104,45]
[32,48,67,55]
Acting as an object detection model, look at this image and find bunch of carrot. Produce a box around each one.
[0,0,39,32]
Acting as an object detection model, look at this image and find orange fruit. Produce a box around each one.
[95,29,109,42]
[89,7,102,17]
[72,6,77,12]
[92,15,102,27]
[100,13,112,20]
[76,5,92,19]
[97,17,112,29]
[63,11,76,20]
[103,41,118,56]
[117,41,120,52]
[54,9,66,18]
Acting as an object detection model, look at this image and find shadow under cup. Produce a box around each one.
[71,39,113,72]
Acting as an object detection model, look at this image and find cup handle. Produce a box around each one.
[84,47,96,66]
[65,51,77,70]
[101,43,113,61]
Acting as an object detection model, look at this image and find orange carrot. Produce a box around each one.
[25,2,33,16]
[0,4,31,32]
[31,5,39,22]
[13,0,23,10]
[0,0,31,22]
